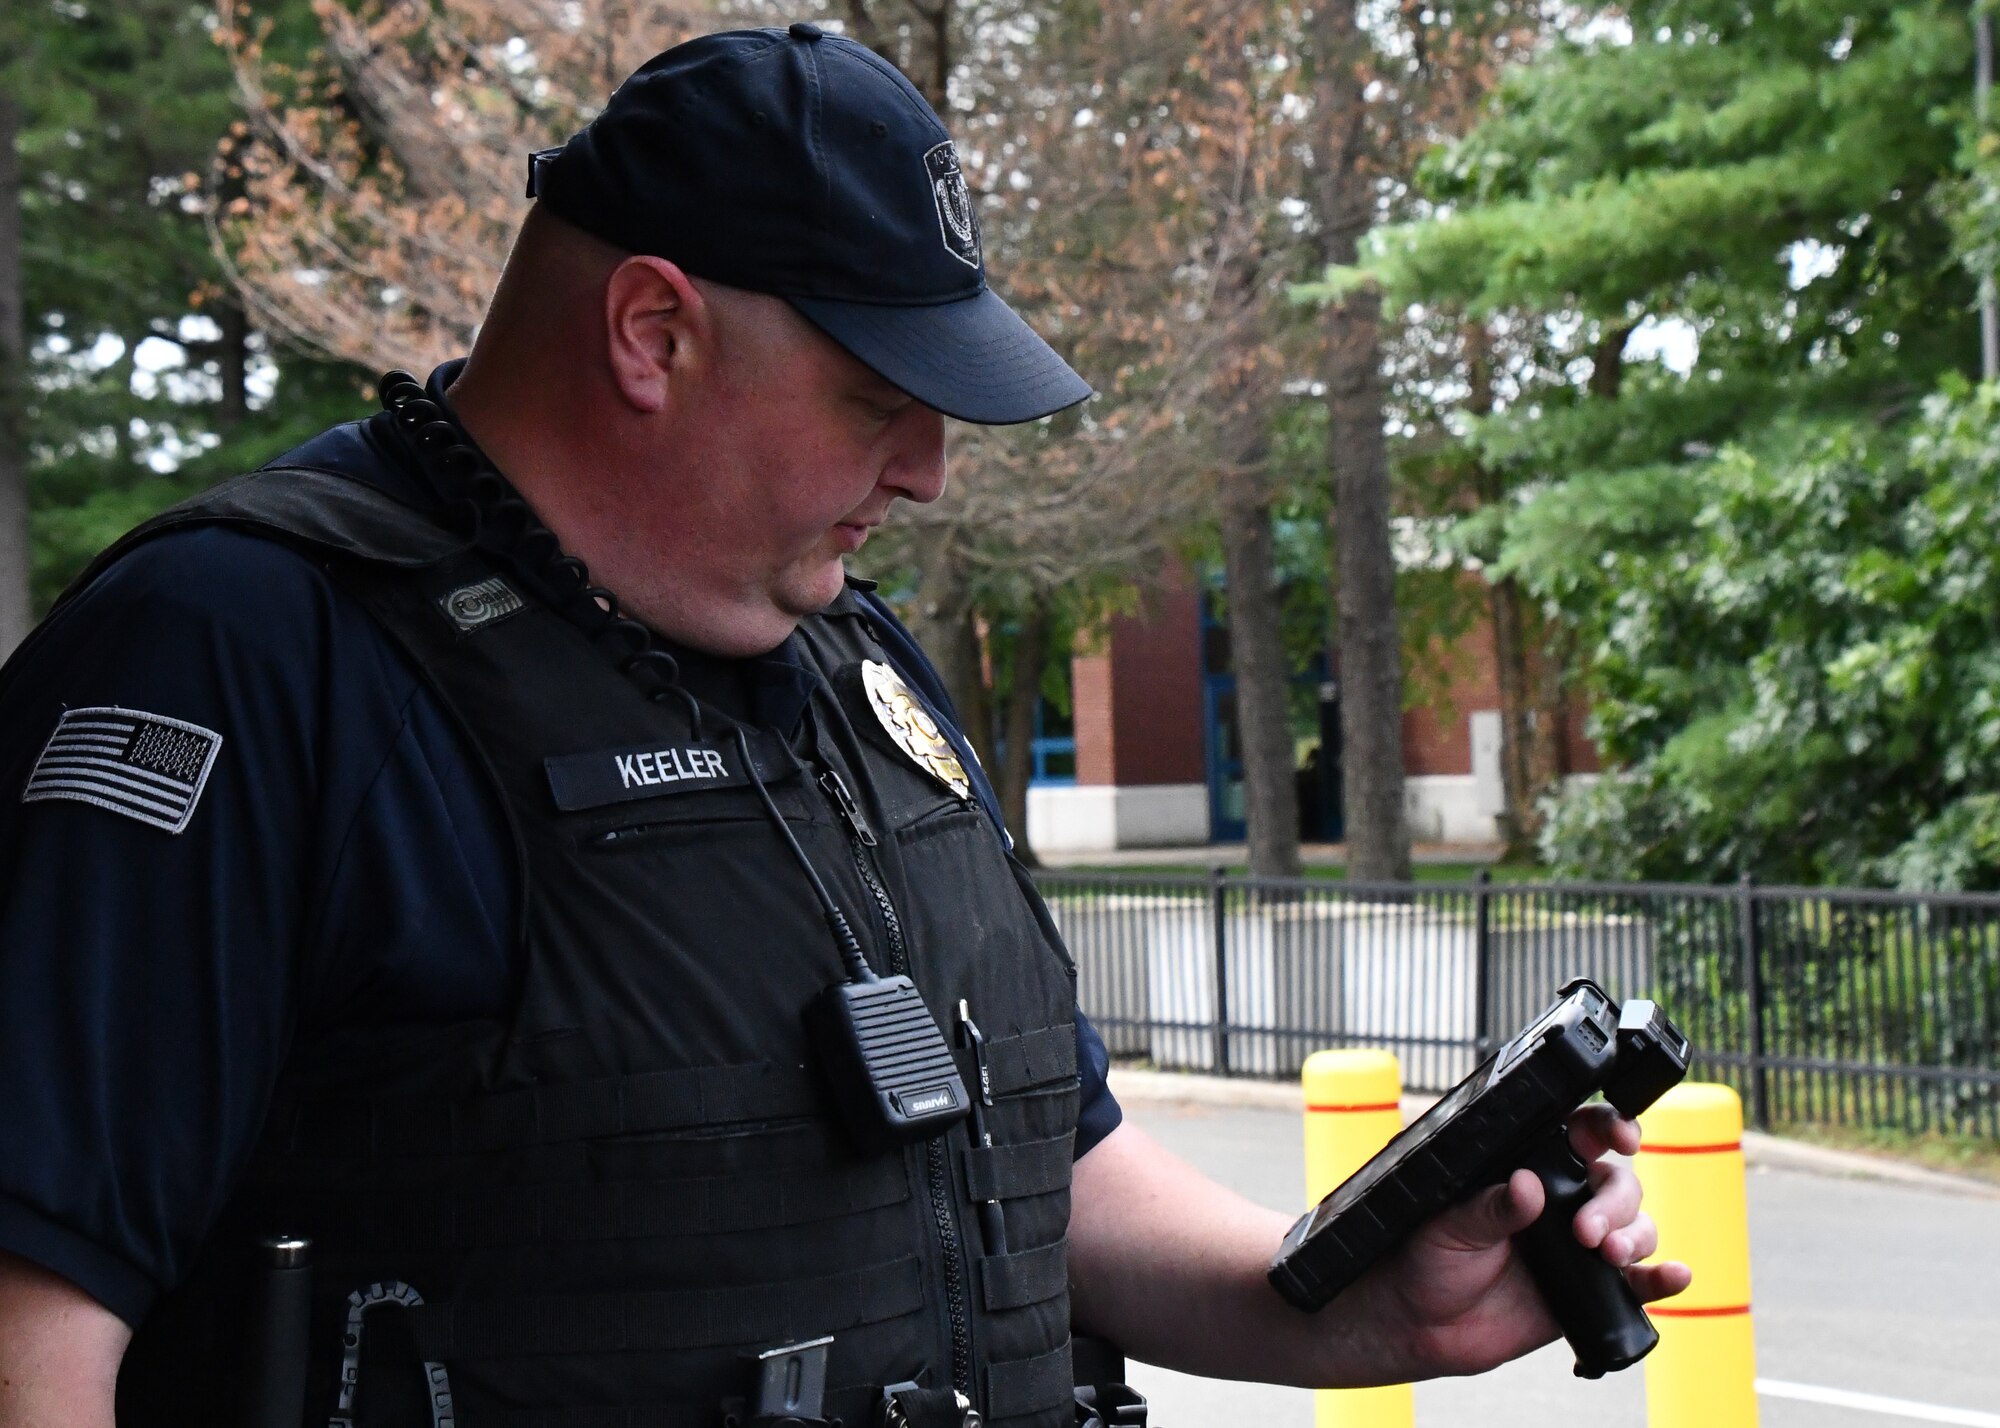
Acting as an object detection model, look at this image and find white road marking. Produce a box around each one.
[1758,1379,2000,1426]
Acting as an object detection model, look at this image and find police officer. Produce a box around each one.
[0,25,1685,1427]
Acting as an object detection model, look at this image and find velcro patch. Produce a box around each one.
[22,706,223,835]
[437,576,525,632]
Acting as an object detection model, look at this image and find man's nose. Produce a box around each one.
[885,404,948,505]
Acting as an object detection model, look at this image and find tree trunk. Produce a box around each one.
[218,299,250,432]
[1526,614,1570,812]
[924,0,952,113]
[1477,316,1623,847]
[1314,1,1410,883]
[1218,470,1302,880]
[1323,325,1406,879]
[997,600,1048,866]
[1489,575,1538,861]
[905,538,997,774]
[0,92,32,657]
[1465,320,1543,861]
[1327,303,1411,882]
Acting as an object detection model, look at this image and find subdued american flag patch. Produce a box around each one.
[22,706,223,835]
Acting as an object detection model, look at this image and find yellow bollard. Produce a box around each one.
[1302,1050,1415,1428]
[1637,1082,1758,1428]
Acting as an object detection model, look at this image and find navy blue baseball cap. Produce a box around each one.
[528,24,1093,425]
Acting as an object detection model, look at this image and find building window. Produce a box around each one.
[1031,693,1076,785]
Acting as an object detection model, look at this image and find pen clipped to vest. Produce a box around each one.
[1268,979,1690,1379]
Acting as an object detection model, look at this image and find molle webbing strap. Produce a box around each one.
[477,1384,884,1428]
[271,1060,821,1156]
[983,1026,1078,1098]
[401,1256,924,1359]
[983,1338,1076,1421]
[962,1133,1074,1202]
[276,1158,911,1250]
[976,1241,1068,1311]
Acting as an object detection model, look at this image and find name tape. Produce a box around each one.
[545,742,747,812]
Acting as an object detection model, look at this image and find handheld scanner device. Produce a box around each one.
[1268,980,1690,1378]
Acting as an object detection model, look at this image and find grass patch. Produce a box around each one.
[1773,1122,2000,1185]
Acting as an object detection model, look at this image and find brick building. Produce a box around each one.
[1025,569,1599,853]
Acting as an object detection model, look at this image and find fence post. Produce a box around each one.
[1473,868,1494,1058]
[1210,865,1231,1075]
[1736,873,1770,1130]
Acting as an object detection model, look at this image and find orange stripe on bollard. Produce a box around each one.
[1306,1101,1402,1114]
[1652,1304,1752,1318]
[1643,1141,1743,1155]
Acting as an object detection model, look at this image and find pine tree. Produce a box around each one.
[10,0,355,614]
[1362,0,1986,881]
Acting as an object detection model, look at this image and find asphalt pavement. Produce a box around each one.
[1114,1095,2000,1428]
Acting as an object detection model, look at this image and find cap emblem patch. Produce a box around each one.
[861,659,971,798]
[925,143,981,271]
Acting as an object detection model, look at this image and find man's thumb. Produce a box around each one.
[1432,1170,1545,1251]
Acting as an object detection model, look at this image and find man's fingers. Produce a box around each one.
[1626,1260,1694,1304]
[1568,1104,1641,1162]
[1573,1160,1643,1250]
[1598,1211,1659,1267]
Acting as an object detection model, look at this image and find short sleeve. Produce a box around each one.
[0,527,427,1323]
[1073,1007,1123,1158]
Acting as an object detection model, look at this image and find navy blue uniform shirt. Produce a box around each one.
[0,374,1118,1326]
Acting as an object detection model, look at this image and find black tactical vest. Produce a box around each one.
[103,469,1083,1428]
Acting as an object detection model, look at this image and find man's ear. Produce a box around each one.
[603,255,709,413]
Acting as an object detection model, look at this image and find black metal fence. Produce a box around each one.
[1033,869,2000,1139]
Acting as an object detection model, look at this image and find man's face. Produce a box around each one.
[609,289,948,653]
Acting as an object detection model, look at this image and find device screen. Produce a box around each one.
[1296,1048,1499,1237]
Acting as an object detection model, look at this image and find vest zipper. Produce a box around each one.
[817,766,975,1400]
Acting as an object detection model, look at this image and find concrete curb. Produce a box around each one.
[1106,1067,2000,1200]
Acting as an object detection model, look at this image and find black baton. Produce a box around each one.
[239,1234,313,1428]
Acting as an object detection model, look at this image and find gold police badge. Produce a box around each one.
[860,659,972,799]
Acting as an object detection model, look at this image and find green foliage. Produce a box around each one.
[1532,384,2000,889]
[1347,0,1997,884]
[1383,0,1972,330]
[1176,391,1486,734]
[9,0,362,609]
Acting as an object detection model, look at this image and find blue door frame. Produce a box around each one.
[1199,586,1343,844]
[1202,673,1246,843]
[1199,590,1246,842]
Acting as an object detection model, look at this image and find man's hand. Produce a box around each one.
[1067,1107,1690,1390]
[1352,1104,1693,1379]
